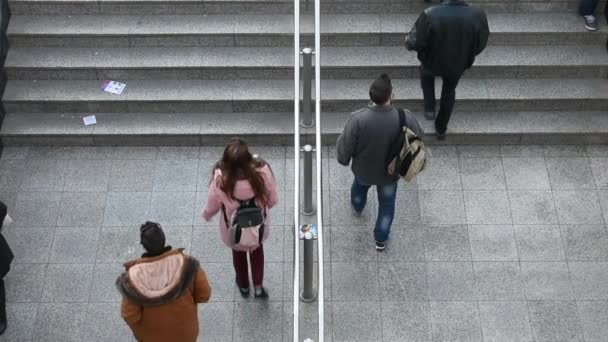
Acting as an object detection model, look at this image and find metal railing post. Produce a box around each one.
[301,48,315,128]
[300,237,316,302]
[301,144,316,215]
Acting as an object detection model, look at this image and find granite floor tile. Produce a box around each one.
[109,159,155,192]
[430,301,482,342]
[0,303,38,341]
[190,230,232,263]
[427,262,477,300]
[543,145,587,158]
[236,262,283,303]
[153,159,199,192]
[33,303,87,342]
[3,226,53,264]
[513,225,566,261]
[561,225,608,261]
[96,226,141,263]
[148,191,196,226]
[0,159,25,192]
[262,158,286,191]
[162,225,193,252]
[157,146,199,160]
[423,225,472,261]
[502,158,551,190]
[13,192,62,227]
[553,190,604,224]
[233,302,283,342]
[419,191,466,225]
[330,226,377,262]
[508,190,558,225]
[332,301,382,342]
[460,158,506,190]
[501,145,545,158]
[202,263,235,302]
[569,262,608,300]
[49,227,100,263]
[417,158,462,190]
[331,262,379,301]
[393,191,421,226]
[329,190,376,226]
[381,301,432,342]
[577,301,608,342]
[586,145,608,157]
[521,262,574,300]
[474,262,525,300]
[197,158,217,193]
[102,192,151,227]
[89,263,124,303]
[379,262,427,301]
[83,302,132,342]
[5,264,46,303]
[546,157,596,190]
[426,145,459,158]
[590,158,608,189]
[20,159,66,192]
[478,301,533,342]
[64,160,111,192]
[0,146,29,160]
[328,158,353,191]
[528,301,583,342]
[464,190,512,224]
[457,145,501,158]
[468,225,519,261]
[599,190,608,223]
[111,146,158,160]
[198,302,234,342]
[41,263,94,303]
[57,192,107,227]
[377,229,426,262]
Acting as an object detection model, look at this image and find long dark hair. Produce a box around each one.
[211,138,268,206]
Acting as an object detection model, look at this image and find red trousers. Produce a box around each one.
[232,245,264,288]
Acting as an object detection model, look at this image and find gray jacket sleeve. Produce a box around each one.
[405,113,425,139]
[336,115,358,166]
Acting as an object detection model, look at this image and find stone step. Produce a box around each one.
[5,45,607,80]
[3,78,607,113]
[8,13,607,48]
[2,111,608,146]
[8,0,582,15]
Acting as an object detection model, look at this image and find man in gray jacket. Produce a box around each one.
[336,74,423,250]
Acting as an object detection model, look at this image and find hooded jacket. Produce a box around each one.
[202,164,279,252]
[116,249,211,342]
[406,0,489,78]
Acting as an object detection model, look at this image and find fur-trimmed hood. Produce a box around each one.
[116,248,199,307]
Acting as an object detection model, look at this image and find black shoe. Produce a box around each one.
[254,287,269,299]
[375,240,387,251]
[0,320,6,336]
[236,278,250,297]
[436,132,446,141]
[424,111,436,120]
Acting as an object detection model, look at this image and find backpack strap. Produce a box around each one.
[397,108,407,132]
[221,204,229,228]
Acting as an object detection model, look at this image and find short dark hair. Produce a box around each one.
[140,221,166,256]
[369,74,393,105]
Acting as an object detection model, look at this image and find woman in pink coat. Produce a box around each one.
[202,138,279,298]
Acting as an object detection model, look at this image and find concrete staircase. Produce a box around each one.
[1,0,607,145]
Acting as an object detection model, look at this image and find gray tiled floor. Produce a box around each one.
[1,145,608,341]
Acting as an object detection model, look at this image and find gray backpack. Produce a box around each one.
[222,199,266,249]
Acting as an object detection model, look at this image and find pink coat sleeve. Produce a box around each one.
[202,176,222,222]
[263,166,279,209]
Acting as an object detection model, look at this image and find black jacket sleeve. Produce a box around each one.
[406,11,431,52]
[475,10,490,56]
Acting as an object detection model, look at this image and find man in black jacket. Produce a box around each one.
[0,201,13,336]
[406,0,489,139]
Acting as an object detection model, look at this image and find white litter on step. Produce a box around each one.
[101,80,126,95]
[83,115,97,126]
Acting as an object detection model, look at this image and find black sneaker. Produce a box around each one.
[424,111,436,120]
[254,287,269,299]
[375,240,387,251]
[583,15,598,31]
[236,278,250,297]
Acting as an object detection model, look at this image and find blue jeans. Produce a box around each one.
[351,178,398,243]
[579,0,598,16]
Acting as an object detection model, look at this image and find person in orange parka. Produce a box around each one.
[116,222,211,342]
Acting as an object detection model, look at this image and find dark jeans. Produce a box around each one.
[420,66,462,135]
[232,245,264,288]
[351,178,398,242]
[579,0,599,16]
